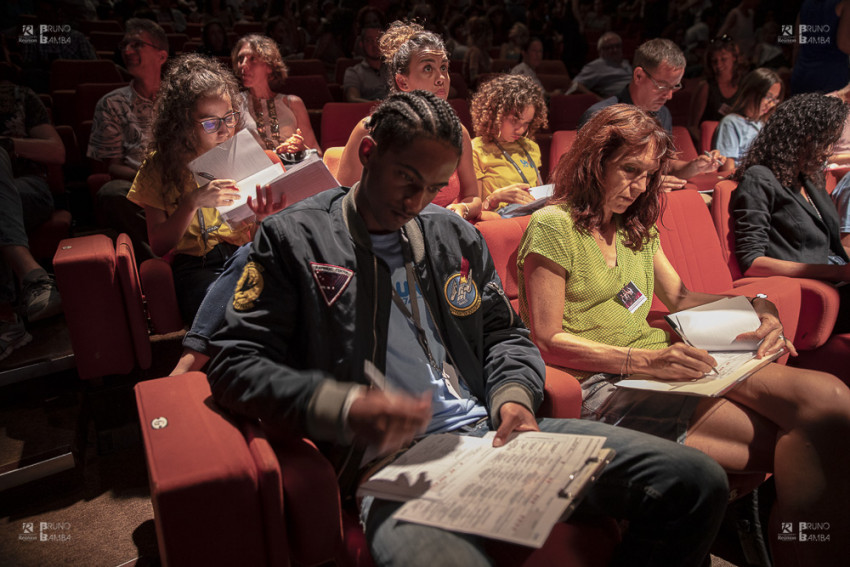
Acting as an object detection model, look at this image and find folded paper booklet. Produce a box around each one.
[499,184,555,218]
[187,129,339,226]
[616,296,782,397]
[357,431,613,548]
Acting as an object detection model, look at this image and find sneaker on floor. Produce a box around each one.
[0,315,32,362]
[22,272,63,322]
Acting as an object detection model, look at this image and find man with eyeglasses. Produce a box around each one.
[87,18,170,264]
[579,38,726,191]
[568,32,633,98]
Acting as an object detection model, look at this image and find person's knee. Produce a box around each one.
[797,370,850,427]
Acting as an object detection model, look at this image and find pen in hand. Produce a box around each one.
[198,171,216,181]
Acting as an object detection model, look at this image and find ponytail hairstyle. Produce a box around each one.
[379,20,447,92]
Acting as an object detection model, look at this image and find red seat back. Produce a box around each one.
[672,125,698,161]
[700,120,719,154]
[320,101,376,150]
[549,94,597,131]
[475,216,532,306]
[549,130,578,174]
[657,190,735,293]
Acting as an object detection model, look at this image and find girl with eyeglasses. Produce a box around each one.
[127,54,285,324]
[714,67,783,172]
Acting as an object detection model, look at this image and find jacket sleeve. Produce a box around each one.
[731,166,775,273]
[473,228,546,426]
[206,220,360,443]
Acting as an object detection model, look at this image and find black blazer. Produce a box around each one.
[731,165,849,273]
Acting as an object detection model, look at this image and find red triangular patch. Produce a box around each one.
[310,263,354,306]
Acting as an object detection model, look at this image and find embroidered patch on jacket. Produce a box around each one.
[233,261,265,311]
[311,263,354,306]
[444,257,480,316]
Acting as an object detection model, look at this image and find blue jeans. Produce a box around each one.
[361,418,728,567]
[0,147,53,302]
[182,242,253,353]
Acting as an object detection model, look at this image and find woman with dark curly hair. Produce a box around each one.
[232,34,321,155]
[470,74,547,219]
[715,67,783,171]
[335,20,481,220]
[517,103,850,565]
[731,93,850,331]
[127,54,285,323]
[688,36,745,142]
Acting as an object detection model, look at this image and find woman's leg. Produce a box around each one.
[684,363,850,566]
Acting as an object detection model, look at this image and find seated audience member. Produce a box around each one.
[568,32,632,98]
[206,90,730,567]
[232,34,321,155]
[500,22,529,63]
[462,16,493,90]
[199,19,232,57]
[732,93,850,332]
[336,21,481,221]
[715,68,783,172]
[0,79,65,360]
[579,38,727,192]
[126,54,284,324]
[343,26,390,103]
[688,36,743,143]
[470,74,546,218]
[716,0,758,59]
[510,37,568,98]
[518,104,850,565]
[88,18,169,264]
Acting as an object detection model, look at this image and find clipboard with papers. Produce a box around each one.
[187,129,340,226]
[357,431,613,548]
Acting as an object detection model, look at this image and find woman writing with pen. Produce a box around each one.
[517,104,850,565]
[127,54,286,323]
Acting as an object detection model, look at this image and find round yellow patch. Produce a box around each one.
[233,261,264,311]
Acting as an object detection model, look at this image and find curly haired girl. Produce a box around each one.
[470,73,548,218]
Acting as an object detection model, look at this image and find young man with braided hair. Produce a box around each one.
[206,90,729,567]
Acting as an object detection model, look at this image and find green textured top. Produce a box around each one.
[517,204,670,379]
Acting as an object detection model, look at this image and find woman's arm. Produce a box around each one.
[335,119,369,187]
[445,125,483,219]
[144,179,241,256]
[743,255,850,281]
[287,95,322,156]
[523,251,716,379]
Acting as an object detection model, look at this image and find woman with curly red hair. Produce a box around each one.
[518,103,850,565]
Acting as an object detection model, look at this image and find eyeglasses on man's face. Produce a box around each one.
[198,111,240,134]
[119,38,163,52]
[638,66,682,93]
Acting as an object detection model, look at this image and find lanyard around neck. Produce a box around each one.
[390,232,440,371]
[495,139,540,186]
